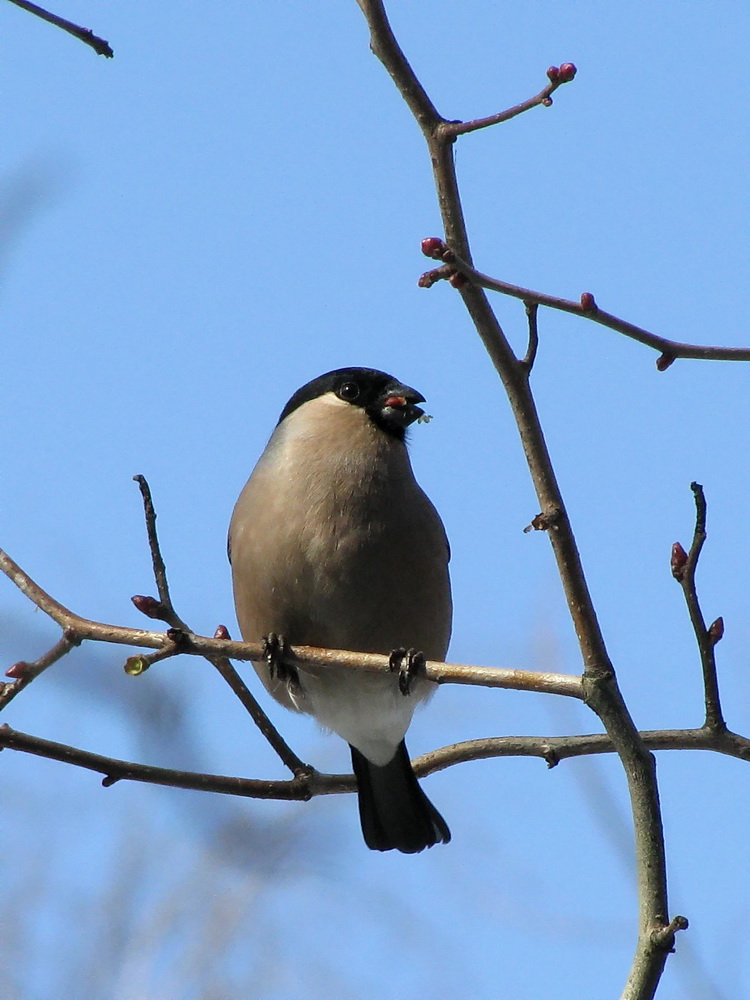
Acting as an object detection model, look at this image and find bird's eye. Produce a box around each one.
[338,381,361,401]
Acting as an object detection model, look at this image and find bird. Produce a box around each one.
[228,367,452,853]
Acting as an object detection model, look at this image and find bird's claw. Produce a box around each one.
[389,647,425,696]
[263,633,300,691]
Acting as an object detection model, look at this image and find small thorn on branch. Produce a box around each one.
[671,542,688,581]
[656,353,676,371]
[651,915,689,951]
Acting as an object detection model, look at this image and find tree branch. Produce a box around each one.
[4,0,113,57]
[3,723,749,806]
[421,242,750,366]
[0,546,584,700]
[438,63,577,139]
[129,476,313,776]
[0,628,80,710]
[671,483,726,732]
[356,3,684,996]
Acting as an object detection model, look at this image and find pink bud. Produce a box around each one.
[671,542,688,580]
[421,237,445,259]
[558,63,577,82]
[708,617,724,645]
[131,595,163,619]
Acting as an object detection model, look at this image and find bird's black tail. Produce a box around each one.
[350,740,451,854]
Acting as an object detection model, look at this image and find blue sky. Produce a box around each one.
[1,2,749,998]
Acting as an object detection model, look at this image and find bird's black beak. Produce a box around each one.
[381,384,425,427]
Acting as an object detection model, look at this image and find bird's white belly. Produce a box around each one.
[290,667,435,766]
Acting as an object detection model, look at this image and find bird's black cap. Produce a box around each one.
[278,367,425,440]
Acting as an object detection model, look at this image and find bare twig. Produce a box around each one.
[521,301,539,372]
[415,726,750,776]
[0,723,325,799]
[210,650,309,775]
[4,0,113,57]
[133,475,190,631]
[130,476,309,775]
[446,253,750,365]
[3,722,750,806]
[438,64,577,139]
[672,483,726,732]
[0,629,80,710]
[356,2,684,995]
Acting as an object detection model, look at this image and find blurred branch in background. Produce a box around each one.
[0,162,68,287]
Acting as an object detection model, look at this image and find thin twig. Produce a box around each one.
[133,475,190,631]
[130,476,308,774]
[414,726,750,776]
[447,253,750,364]
[4,0,113,57]
[0,629,80,710]
[521,301,539,371]
[673,483,726,732]
[0,724,324,799]
[210,653,309,775]
[437,66,576,139]
[3,722,750,806]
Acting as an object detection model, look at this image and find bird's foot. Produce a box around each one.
[263,633,300,691]
[389,647,425,696]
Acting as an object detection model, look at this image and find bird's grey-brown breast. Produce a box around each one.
[228,393,452,715]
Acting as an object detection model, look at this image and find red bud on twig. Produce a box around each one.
[558,63,577,82]
[448,270,468,289]
[708,617,725,645]
[671,542,688,581]
[542,97,553,107]
[131,594,164,619]
[421,237,445,259]
[580,291,597,313]
[546,66,560,82]
[214,624,231,640]
[5,662,28,679]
